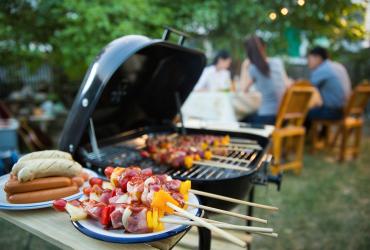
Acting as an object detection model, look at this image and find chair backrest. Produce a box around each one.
[275,80,315,128]
[344,80,370,118]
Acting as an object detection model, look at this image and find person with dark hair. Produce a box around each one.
[194,50,232,91]
[239,35,289,125]
[306,46,351,126]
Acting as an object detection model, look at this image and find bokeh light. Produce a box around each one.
[281,7,289,15]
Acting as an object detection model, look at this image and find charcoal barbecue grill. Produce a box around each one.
[59,28,280,249]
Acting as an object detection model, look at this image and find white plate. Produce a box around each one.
[0,168,98,210]
[72,193,201,244]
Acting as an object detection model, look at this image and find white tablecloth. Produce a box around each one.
[181,92,237,122]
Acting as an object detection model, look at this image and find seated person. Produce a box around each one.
[306,47,349,127]
[194,50,232,91]
[240,35,288,125]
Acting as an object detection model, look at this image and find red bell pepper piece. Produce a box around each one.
[100,206,111,226]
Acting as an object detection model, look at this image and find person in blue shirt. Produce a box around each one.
[306,47,348,127]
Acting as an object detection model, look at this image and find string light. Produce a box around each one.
[297,0,305,6]
[280,7,289,15]
[269,12,277,21]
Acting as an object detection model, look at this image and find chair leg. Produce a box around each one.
[272,135,281,175]
[310,122,318,154]
[294,134,305,175]
[353,125,363,158]
[339,126,348,162]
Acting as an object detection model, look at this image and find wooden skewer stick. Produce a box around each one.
[193,160,250,172]
[173,213,273,232]
[190,189,279,211]
[185,201,267,224]
[166,202,246,247]
[160,218,273,233]
[255,232,279,238]
[211,155,251,164]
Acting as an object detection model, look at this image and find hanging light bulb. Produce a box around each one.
[269,12,277,21]
[281,7,289,15]
[297,0,305,6]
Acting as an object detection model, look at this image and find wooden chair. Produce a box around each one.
[270,81,315,175]
[310,81,370,161]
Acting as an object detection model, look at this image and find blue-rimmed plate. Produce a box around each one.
[0,168,98,210]
[72,193,201,244]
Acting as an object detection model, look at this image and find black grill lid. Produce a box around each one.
[59,31,206,154]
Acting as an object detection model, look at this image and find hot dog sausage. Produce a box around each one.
[7,185,79,204]
[71,176,84,187]
[4,177,72,194]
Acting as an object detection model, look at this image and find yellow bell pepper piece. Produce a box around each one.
[152,208,158,230]
[213,139,219,147]
[184,156,193,169]
[179,180,191,195]
[183,194,189,209]
[204,150,212,160]
[159,210,165,218]
[222,135,230,145]
[201,142,208,151]
[151,190,179,214]
[110,167,125,187]
[146,210,153,229]
[154,222,164,232]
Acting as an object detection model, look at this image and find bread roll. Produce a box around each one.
[12,150,72,175]
[17,159,82,182]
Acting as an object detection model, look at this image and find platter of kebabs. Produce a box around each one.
[0,150,97,210]
[54,166,278,246]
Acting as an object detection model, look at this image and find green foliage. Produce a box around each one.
[0,0,367,82]
[0,0,172,80]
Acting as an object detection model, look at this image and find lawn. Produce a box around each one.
[1,136,369,250]
[251,137,370,250]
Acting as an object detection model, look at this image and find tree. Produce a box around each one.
[0,0,367,83]
[0,0,172,81]
[164,0,367,59]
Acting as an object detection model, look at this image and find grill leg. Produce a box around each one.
[246,186,255,250]
[197,215,211,250]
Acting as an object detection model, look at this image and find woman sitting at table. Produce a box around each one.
[239,35,289,125]
[194,50,232,91]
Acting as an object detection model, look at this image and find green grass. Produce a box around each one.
[251,138,370,250]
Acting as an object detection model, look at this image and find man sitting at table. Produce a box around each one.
[306,46,350,126]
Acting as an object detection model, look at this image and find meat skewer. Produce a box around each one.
[54,166,276,245]
[143,134,258,170]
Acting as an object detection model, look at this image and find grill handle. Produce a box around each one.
[267,174,282,191]
[253,154,282,191]
[162,27,189,45]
